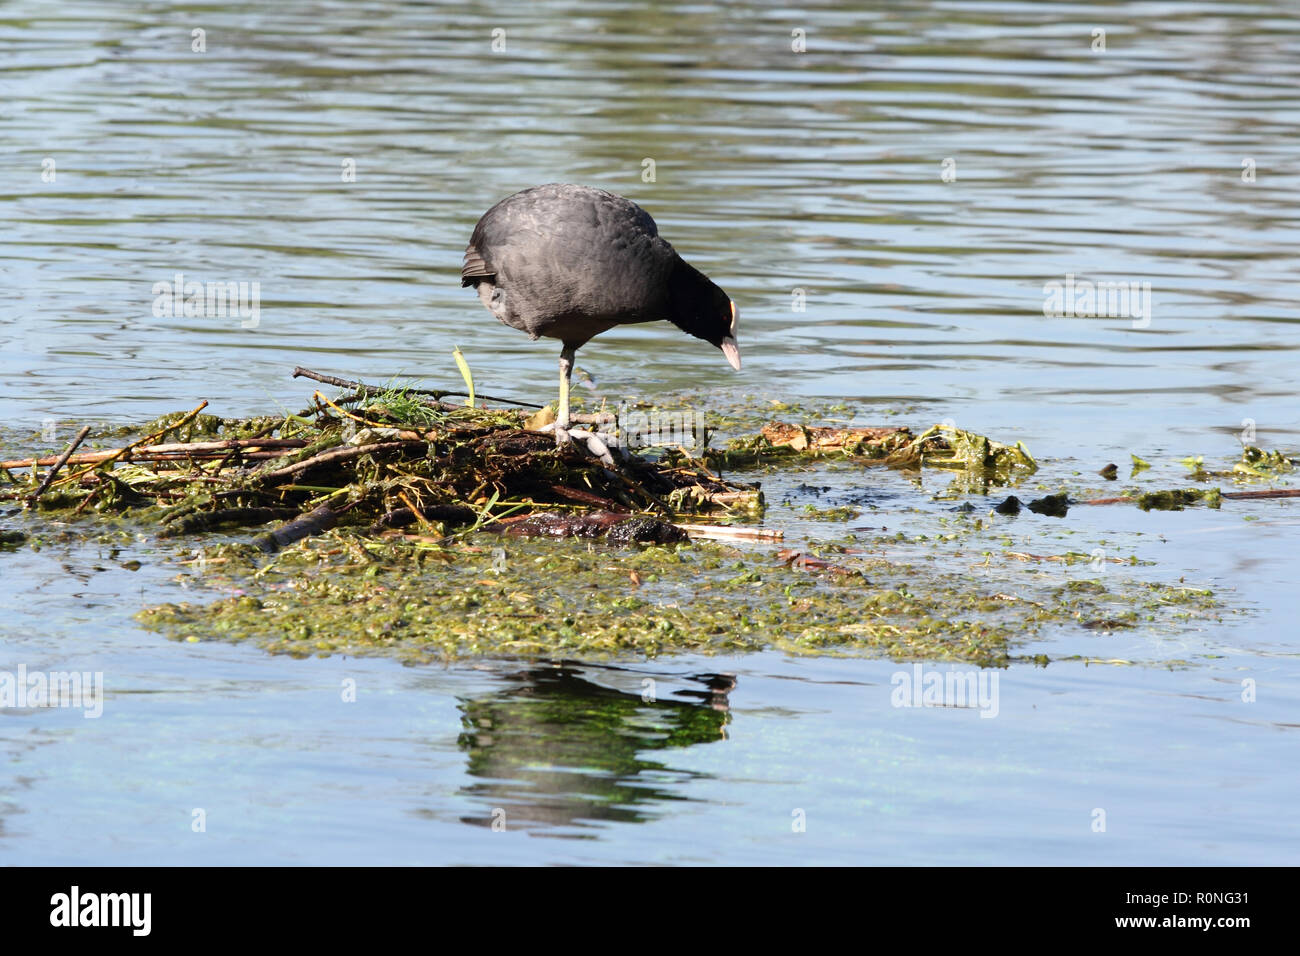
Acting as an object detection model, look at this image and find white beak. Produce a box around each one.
[721,336,741,370]
[721,300,741,370]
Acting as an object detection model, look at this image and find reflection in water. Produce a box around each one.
[456,666,734,835]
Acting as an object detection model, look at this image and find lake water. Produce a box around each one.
[1,0,1297,864]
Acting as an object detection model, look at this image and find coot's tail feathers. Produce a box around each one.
[461,243,493,287]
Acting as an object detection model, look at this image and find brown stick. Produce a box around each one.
[1,438,307,471]
[550,484,625,510]
[253,504,338,553]
[47,401,209,490]
[293,366,385,393]
[72,483,102,515]
[293,364,580,414]
[1078,488,1300,505]
[124,450,291,464]
[397,491,432,530]
[24,424,92,506]
[292,367,470,410]
[254,440,424,484]
[674,523,784,541]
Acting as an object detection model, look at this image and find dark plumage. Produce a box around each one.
[462,184,740,436]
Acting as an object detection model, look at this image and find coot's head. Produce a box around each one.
[667,259,741,370]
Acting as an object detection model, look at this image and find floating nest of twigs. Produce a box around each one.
[0,367,780,549]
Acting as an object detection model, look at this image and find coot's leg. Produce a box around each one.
[556,344,576,444]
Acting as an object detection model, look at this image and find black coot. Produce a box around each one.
[461,184,740,437]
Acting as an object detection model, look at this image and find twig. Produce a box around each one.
[1,438,306,471]
[292,365,548,411]
[292,366,385,394]
[295,367,456,410]
[292,367,468,409]
[439,390,545,409]
[24,424,92,507]
[397,491,432,530]
[311,390,401,430]
[47,401,209,490]
[253,505,339,553]
[674,523,784,541]
[1078,488,1300,505]
[72,485,102,515]
[550,484,625,510]
[254,440,424,484]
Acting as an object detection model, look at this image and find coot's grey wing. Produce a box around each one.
[461,186,560,287]
[464,185,675,329]
[461,190,532,286]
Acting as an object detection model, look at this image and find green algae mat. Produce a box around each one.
[3,369,1291,667]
